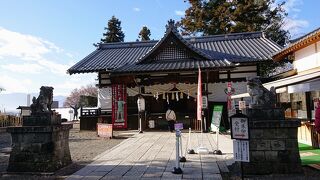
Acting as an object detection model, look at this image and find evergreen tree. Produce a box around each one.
[179,0,289,46]
[138,26,151,41]
[179,0,290,77]
[97,16,125,45]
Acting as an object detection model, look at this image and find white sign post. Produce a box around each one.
[172,123,183,174]
[230,112,250,180]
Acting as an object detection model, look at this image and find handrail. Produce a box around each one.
[80,108,112,117]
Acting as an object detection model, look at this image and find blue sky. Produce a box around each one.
[0,0,319,97]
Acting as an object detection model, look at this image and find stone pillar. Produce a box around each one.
[6,112,72,172]
[242,108,302,175]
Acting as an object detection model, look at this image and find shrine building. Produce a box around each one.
[67,20,281,131]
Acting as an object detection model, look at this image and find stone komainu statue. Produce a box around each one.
[247,77,276,109]
[30,86,54,114]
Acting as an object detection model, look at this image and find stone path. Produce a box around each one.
[66,131,234,180]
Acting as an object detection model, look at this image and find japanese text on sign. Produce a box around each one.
[231,117,249,140]
[233,140,250,162]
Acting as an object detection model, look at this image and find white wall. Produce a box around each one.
[53,107,80,121]
[294,42,320,73]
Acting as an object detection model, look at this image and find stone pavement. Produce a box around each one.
[66,131,234,180]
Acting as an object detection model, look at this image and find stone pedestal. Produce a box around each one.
[242,108,303,175]
[6,113,72,172]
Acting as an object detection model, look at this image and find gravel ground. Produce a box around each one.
[0,123,136,179]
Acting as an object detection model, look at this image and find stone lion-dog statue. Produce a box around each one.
[31,86,54,114]
[247,77,276,109]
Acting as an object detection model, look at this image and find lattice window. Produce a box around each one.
[153,46,192,60]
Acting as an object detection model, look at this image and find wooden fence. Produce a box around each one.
[0,114,22,127]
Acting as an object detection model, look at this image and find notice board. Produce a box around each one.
[97,123,113,138]
[233,140,250,162]
[211,105,223,132]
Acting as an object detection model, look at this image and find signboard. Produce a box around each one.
[97,123,113,138]
[231,117,249,140]
[112,84,127,129]
[202,96,208,109]
[233,140,250,162]
[211,105,223,132]
[174,123,184,130]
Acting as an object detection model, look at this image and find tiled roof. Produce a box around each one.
[273,27,320,61]
[114,59,233,74]
[68,23,281,75]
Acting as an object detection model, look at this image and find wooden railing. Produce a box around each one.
[80,108,112,117]
[0,115,22,127]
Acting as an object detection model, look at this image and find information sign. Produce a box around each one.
[233,140,250,162]
[210,105,223,132]
[97,123,113,138]
[230,117,249,140]
[174,123,184,130]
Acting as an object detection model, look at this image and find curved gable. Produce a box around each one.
[137,20,212,64]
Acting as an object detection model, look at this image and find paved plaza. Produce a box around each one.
[66,131,234,180]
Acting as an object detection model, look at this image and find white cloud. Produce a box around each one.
[0,27,95,96]
[0,27,59,60]
[1,63,44,74]
[283,0,303,13]
[175,10,184,16]
[0,75,34,94]
[133,7,140,12]
[274,0,309,37]
[37,58,69,75]
[0,27,69,75]
[283,18,309,36]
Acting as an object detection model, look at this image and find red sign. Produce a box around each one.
[112,84,127,129]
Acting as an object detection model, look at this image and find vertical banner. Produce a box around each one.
[112,84,127,129]
[197,68,202,121]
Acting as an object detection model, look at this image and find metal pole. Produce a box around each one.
[187,127,195,154]
[179,135,186,162]
[201,114,203,146]
[213,126,222,155]
[204,116,207,132]
[216,129,219,150]
[176,134,179,168]
[172,129,183,174]
[241,161,244,180]
[139,112,143,133]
